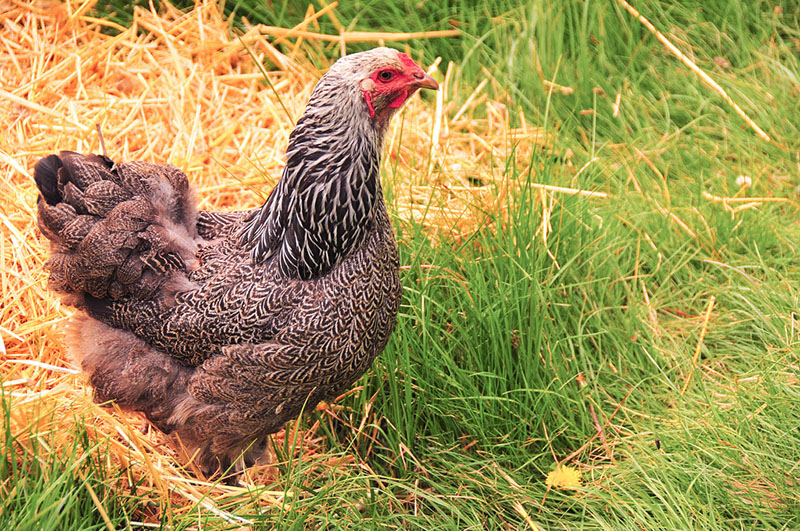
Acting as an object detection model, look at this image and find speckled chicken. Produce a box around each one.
[33,48,438,478]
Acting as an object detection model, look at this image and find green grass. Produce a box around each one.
[11,0,800,528]
[0,393,141,530]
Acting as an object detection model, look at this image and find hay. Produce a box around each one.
[0,0,561,519]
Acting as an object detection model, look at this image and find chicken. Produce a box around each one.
[33,48,438,479]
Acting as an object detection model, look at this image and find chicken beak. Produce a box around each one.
[411,72,439,91]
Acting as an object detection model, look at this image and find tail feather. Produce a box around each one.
[33,154,63,205]
[83,180,133,216]
[60,152,115,190]
[36,201,76,241]
[34,151,199,302]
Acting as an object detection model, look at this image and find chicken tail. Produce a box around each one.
[34,151,199,302]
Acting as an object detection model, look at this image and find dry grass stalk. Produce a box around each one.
[0,0,591,518]
[257,26,461,43]
[681,295,716,395]
[702,190,800,216]
[615,0,774,145]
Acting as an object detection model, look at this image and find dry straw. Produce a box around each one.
[0,0,573,521]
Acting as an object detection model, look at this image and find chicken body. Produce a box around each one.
[33,48,438,477]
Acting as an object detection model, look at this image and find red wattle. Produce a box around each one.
[388,91,407,109]
[363,91,376,118]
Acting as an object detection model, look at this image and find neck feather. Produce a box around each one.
[241,88,386,280]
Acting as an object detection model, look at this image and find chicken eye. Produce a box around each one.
[377,70,395,82]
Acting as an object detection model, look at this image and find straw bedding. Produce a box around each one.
[0,0,548,517]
